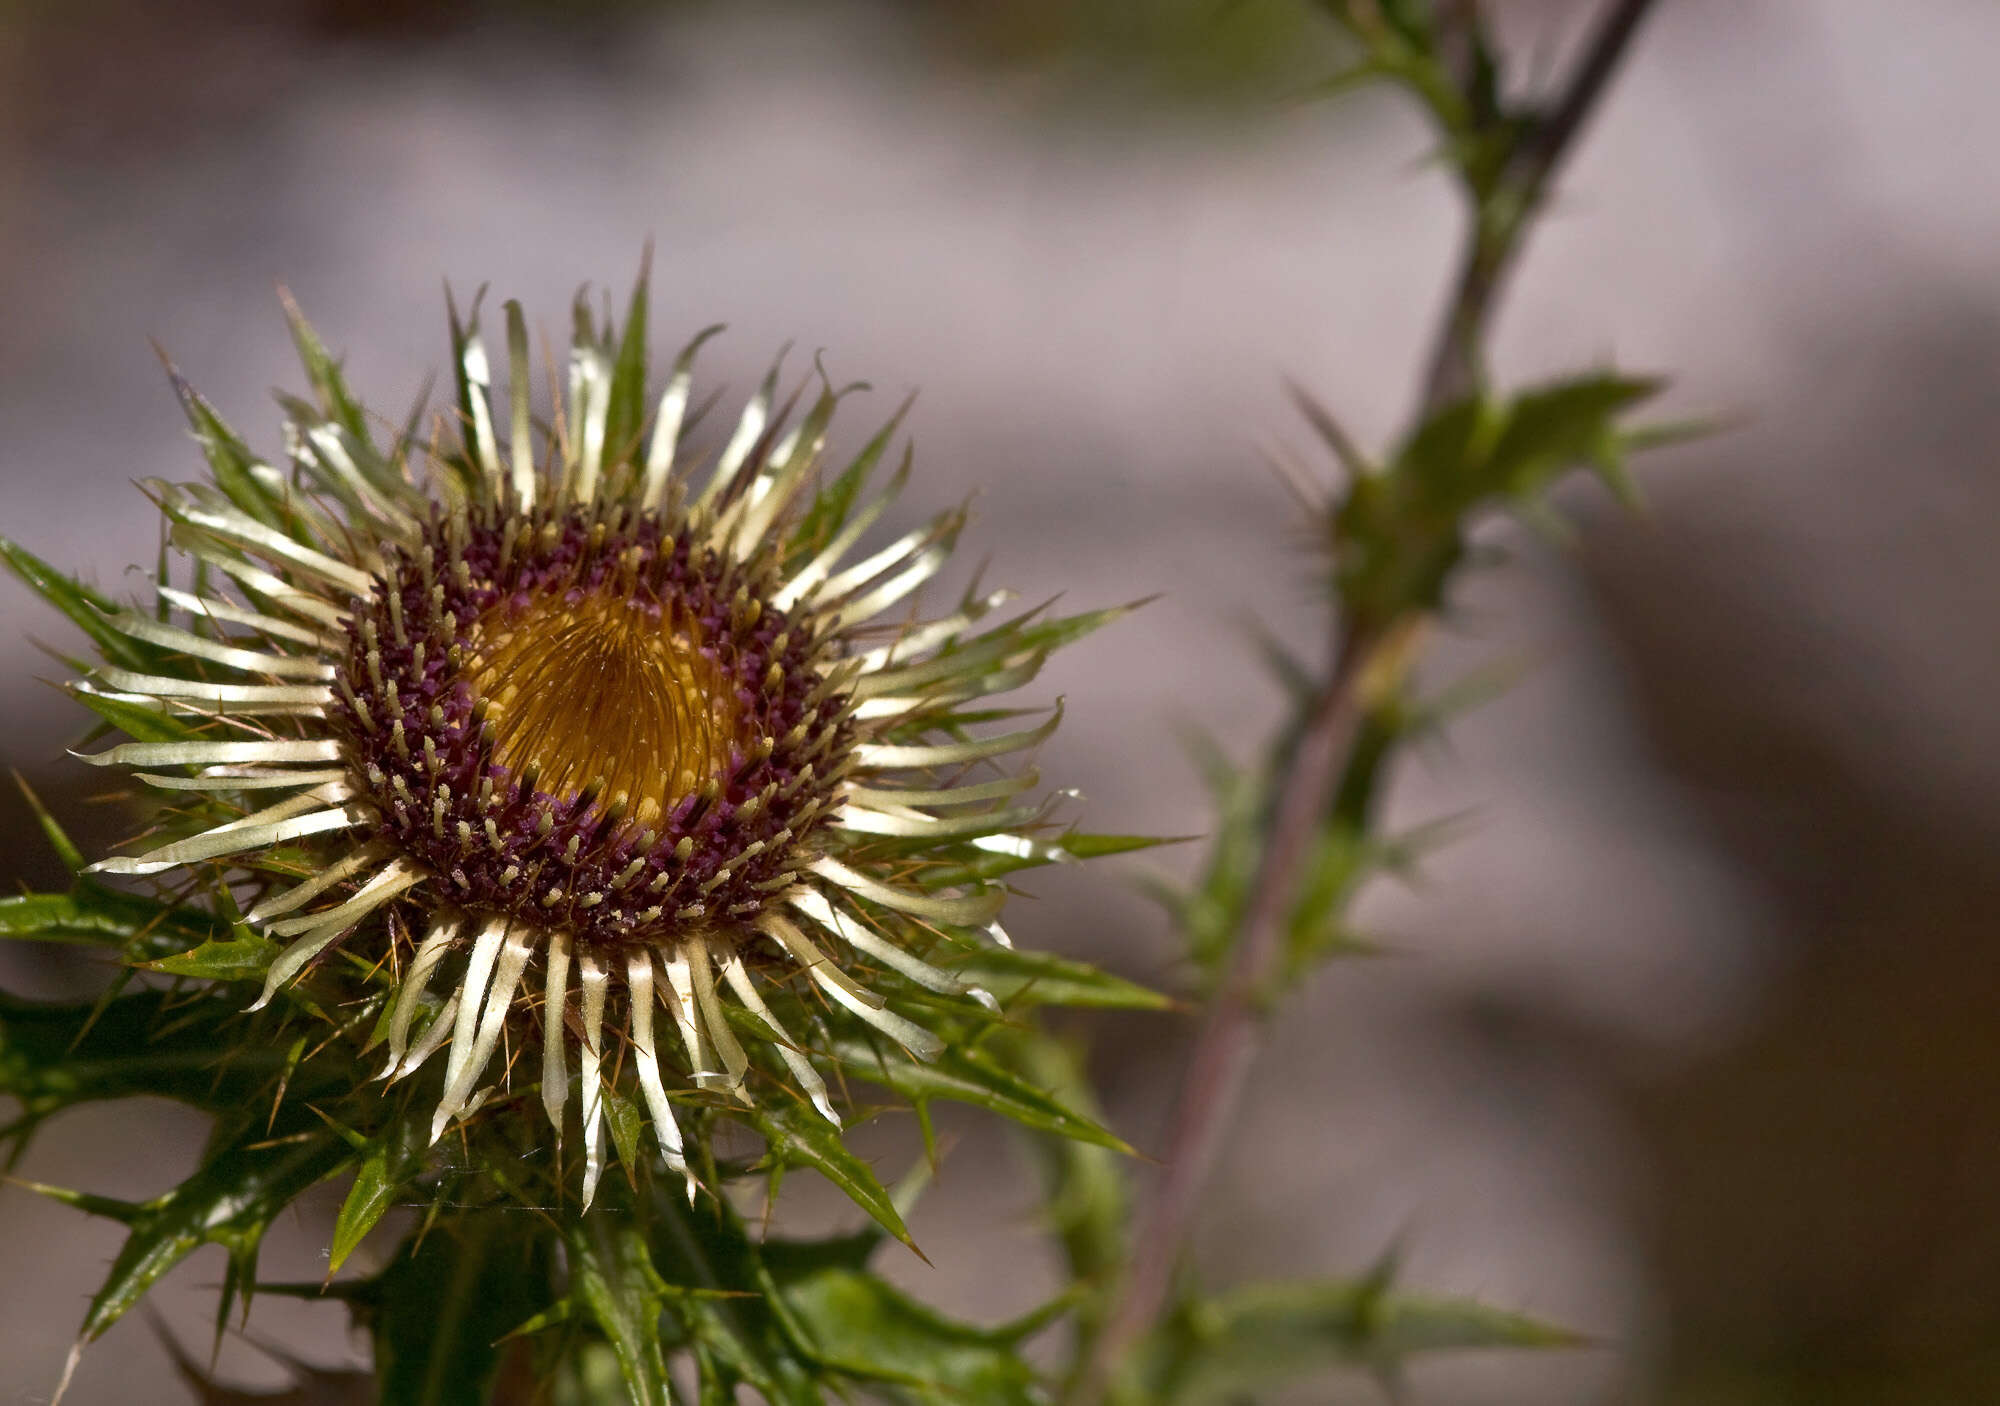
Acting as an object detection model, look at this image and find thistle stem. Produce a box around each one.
[1424,0,1663,407]
[1070,3,1660,1398]
[1072,627,1375,1405]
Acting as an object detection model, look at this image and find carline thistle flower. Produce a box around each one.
[70,274,1122,1207]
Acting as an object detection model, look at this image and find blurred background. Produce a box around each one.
[4,1,1999,1402]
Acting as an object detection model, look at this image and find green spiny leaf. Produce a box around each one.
[7,1178,142,1223]
[13,772,84,874]
[329,1114,424,1274]
[789,400,912,560]
[748,1103,914,1251]
[916,830,1179,889]
[71,685,203,744]
[1145,1275,1583,1404]
[762,1235,1041,1404]
[1483,373,1661,500]
[0,535,163,673]
[1283,820,1373,976]
[166,367,287,532]
[1394,393,1493,509]
[280,289,372,448]
[73,1126,353,1343]
[834,1037,1132,1153]
[947,946,1173,1011]
[602,1081,647,1180]
[145,928,280,981]
[1177,761,1265,975]
[563,1212,673,1406]
[0,879,232,959]
[0,892,137,947]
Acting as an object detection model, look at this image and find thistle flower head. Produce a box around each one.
[68,272,1126,1207]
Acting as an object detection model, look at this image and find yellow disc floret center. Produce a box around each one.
[465,588,745,832]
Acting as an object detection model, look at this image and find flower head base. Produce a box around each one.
[344,498,844,952]
[74,275,1125,1207]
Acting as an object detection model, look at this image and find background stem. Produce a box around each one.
[1070,3,1661,1398]
[1424,0,1662,408]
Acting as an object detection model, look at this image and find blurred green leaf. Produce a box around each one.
[1143,1273,1583,1403]
[987,1028,1128,1352]
[641,1190,822,1406]
[1283,821,1376,976]
[370,1214,555,1406]
[1173,748,1266,977]
[1483,373,1661,501]
[0,989,348,1123]
[1396,394,1493,505]
[1332,374,1665,632]
[762,1234,1043,1404]
[541,1342,630,1406]
[13,772,85,874]
[1391,374,1664,512]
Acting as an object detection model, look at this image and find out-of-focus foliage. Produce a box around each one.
[913,0,1345,107]
[1167,370,1669,999]
[1094,3,1670,1404]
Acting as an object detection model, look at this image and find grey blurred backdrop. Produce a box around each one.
[4,1,1999,1402]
